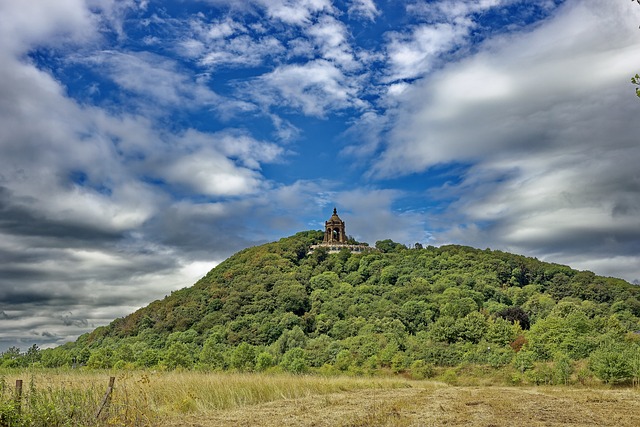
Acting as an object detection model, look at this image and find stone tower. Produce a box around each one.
[323,207,347,244]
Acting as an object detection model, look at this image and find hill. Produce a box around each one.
[36,231,640,383]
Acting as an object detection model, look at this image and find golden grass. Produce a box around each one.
[1,370,639,427]
[0,370,411,426]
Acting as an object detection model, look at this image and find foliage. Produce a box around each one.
[17,230,639,385]
[589,342,632,384]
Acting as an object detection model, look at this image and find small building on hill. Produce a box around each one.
[309,208,375,254]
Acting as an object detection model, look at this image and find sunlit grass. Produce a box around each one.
[0,369,412,426]
[2,368,638,426]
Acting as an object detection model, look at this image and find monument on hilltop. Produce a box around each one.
[309,208,375,254]
[323,207,347,244]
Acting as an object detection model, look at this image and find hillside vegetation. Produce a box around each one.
[10,231,640,384]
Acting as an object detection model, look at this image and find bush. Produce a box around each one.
[589,344,631,384]
[441,369,458,385]
[255,352,275,371]
[281,348,309,374]
[410,360,435,380]
[230,343,256,372]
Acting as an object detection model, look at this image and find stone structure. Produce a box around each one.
[323,208,347,244]
[309,208,375,254]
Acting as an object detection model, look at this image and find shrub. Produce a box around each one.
[281,348,309,374]
[589,344,631,384]
[255,352,275,372]
[410,360,435,380]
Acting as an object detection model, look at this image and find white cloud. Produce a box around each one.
[306,15,358,70]
[255,0,332,25]
[334,189,430,245]
[372,0,640,281]
[251,59,365,116]
[347,0,380,22]
[163,150,265,197]
[407,0,510,21]
[0,0,98,54]
[198,0,332,24]
[80,51,221,108]
[144,129,284,197]
[186,16,285,68]
[383,0,516,82]
[384,21,470,82]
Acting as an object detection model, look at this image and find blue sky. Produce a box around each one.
[1,0,640,351]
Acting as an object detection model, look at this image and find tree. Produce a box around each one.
[199,338,226,369]
[273,279,309,315]
[626,345,640,387]
[589,343,632,384]
[456,311,488,343]
[87,348,113,369]
[281,347,309,374]
[496,306,530,330]
[375,239,406,253]
[513,350,536,373]
[25,344,41,365]
[164,342,194,369]
[554,352,573,385]
[231,342,256,371]
[255,352,275,371]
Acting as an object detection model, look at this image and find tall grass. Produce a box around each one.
[147,371,410,413]
[0,370,154,426]
[0,370,411,426]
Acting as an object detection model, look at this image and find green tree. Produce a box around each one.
[138,348,160,368]
[281,347,309,374]
[375,239,406,253]
[626,345,640,387]
[87,348,112,369]
[276,326,308,354]
[456,311,488,343]
[513,350,536,373]
[231,342,256,371]
[255,352,275,371]
[589,343,632,384]
[273,279,309,315]
[24,344,41,365]
[310,271,340,290]
[486,317,517,346]
[199,338,226,369]
[164,342,194,369]
[554,352,573,385]
[41,347,72,368]
[429,316,458,343]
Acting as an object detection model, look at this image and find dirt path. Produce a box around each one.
[166,385,640,427]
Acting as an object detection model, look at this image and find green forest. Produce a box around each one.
[5,231,640,385]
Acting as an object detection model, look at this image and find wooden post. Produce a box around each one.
[95,376,116,419]
[14,379,23,415]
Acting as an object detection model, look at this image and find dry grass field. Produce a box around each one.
[168,382,640,427]
[1,370,639,426]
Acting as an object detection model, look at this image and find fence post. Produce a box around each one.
[95,376,116,419]
[14,379,23,416]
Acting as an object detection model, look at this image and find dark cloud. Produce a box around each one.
[0,186,123,242]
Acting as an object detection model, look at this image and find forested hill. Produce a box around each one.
[40,231,640,383]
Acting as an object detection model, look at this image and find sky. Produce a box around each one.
[1,0,640,352]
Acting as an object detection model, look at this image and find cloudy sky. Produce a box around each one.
[1,0,640,352]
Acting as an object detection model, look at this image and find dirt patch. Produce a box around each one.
[164,385,640,427]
